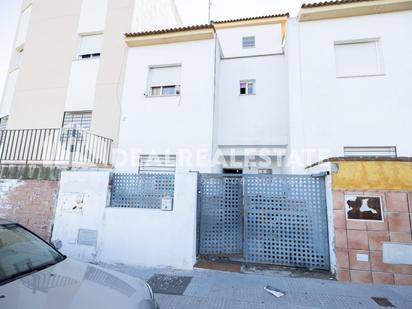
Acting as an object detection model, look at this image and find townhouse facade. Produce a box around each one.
[0,0,412,285]
[117,0,412,174]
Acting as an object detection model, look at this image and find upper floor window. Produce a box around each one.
[334,39,384,78]
[77,34,103,60]
[242,36,255,49]
[344,146,397,158]
[148,65,181,97]
[240,80,255,95]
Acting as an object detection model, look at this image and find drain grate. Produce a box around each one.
[147,274,192,295]
[371,297,396,308]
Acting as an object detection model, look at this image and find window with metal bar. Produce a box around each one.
[242,36,255,49]
[0,116,8,131]
[61,111,92,144]
[343,146,397,158]
[0,116,8,144]
[138,154,176,174]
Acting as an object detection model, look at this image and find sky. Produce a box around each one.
[0,0,306,99]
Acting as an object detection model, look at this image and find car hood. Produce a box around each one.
[0,258,154,309]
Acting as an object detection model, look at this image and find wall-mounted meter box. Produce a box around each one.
[161,196,173,211]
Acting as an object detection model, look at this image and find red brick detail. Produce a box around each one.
[368,231,389,251]
[337,268,350,282]
[372,272,394,285]
[394,274,412,285]
[0,180,59,240]
[386,192,409,212]
[333,189,412,285]
[387,213,411,233]
[347,230,368,250]
[350,270,372,283]
[348,250,370,271]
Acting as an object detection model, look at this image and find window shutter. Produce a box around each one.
[334,40,383,77]
[78,34,103,57]
[149,66,181,87]
[139,155,176,174]
[344,146,397,158]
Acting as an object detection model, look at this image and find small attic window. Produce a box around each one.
[242,36,255,49]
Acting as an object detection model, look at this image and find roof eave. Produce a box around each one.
[212,15,289,29]
[125,27,215,47]
[299,0,412,21]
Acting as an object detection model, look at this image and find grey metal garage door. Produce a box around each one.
[198,174,330,270]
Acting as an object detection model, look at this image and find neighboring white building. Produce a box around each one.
[0,0,181,142]
[117,0,412,174]
[287,0,412,172]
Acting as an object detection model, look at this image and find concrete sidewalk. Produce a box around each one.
[101,263,412,309]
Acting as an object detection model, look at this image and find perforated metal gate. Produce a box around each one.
[198,174,330,270]
[110,173,175,209]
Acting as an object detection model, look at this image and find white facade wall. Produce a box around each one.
[15,4,32,49]
[216,24,284,58]
[216,55,289,147]
[286,11,412,170]
[77,0,109,34]
[52,170,111,262]
[64,0,108,113]
[100,172,197,270]
[116,38,217,172]
[0,70,19,118]
[117,23,288,173]
[52,170,198,270]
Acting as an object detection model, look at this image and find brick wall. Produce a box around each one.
[333,190,412,285]
[0,179,59,240]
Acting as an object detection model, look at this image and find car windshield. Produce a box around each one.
[0,224,64,285]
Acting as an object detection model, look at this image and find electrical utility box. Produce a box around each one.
[161,196,173,211]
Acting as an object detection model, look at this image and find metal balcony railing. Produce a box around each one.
[0,127,113,166]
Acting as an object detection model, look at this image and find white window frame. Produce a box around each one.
[138,154,177,174]
[147,65,182,97]
[61,111,92,143]
[343,146,397,158]
[76,33,103,60]
[334,38,384,78]
[242,36,255,49]
[150,85,181,97]
[240,80,256,95]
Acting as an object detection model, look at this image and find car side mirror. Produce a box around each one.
[51,240,63,250]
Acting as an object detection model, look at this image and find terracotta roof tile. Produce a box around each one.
[211,13,289,24]
[301,0,376,9]
[125,13,290,38]
[125,24,214,38]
